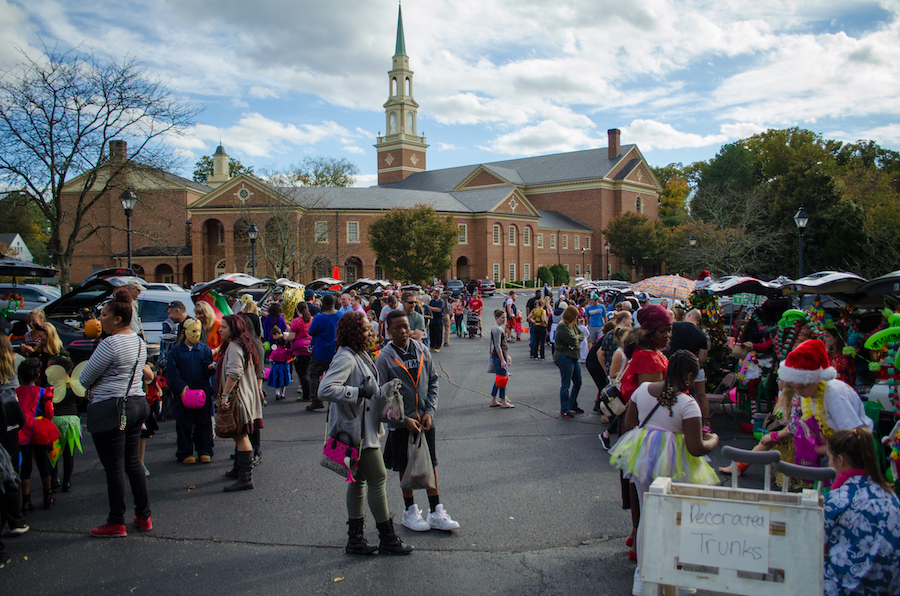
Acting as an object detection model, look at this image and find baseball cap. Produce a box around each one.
[125,279,146,291]
[636,292,649,302]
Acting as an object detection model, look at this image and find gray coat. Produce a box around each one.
[318,346,386,449]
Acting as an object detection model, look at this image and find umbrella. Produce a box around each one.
[633,275,696,301]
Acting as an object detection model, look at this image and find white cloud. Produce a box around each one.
[482,120,600,155]
[352,173,378,188]
[248,86,280,99]
[436,143,457,151]
[621,119,727,150]
[188,114,353,157]
[342,145,366,155]
[231,98,249,108]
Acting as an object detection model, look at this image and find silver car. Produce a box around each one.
[0,283,61,313]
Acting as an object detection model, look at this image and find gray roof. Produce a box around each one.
[0,233,17,245]
[383,145,637,192]
[537,210,593,232]
[449,187,520,213]
[214,144,227,156]
[275,187,472,213]
[162,171,211,193]
[612,158,641,180]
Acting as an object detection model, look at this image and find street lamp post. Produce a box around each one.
[604,240,610,280]
[581,247,586,279]
[119,190,137,270]
[688,234,697,278]
[247,223,259,277]
[793,206,809,278]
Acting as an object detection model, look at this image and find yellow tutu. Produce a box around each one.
[609,427,719,487]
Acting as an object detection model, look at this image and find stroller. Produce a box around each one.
[466,310,482,338]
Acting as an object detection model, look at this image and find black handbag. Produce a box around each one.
[86,337,141,434]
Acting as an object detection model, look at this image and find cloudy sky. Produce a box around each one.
[2,0,898,187]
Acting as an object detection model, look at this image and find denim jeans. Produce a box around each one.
[91,398,151,524]
[491,354,508,401]
[555,354,582,414]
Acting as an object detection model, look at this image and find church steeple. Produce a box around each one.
[375,4,428,185]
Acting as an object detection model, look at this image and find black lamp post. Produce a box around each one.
[793,206,809,278]
[581,247,586,279]
[247,223,259,277]
[119,190,137,270]
[688,234,697,278]
[604,240,610,280]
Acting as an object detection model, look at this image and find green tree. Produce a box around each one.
[652,163,690,227]
[602,212,668,279]
[0,47,198,291]
[293,156,359,187]
[368,205,458,284]
[549,264,569,286]
[537,265,553,286]
[0,192,52,265]
[192,155,254,183]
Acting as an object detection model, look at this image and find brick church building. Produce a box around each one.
[64,7,661,287]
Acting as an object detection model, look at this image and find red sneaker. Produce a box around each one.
[133,516,152,531]
[91,522,127,537]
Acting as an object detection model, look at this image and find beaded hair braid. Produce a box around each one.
[659,350,700,416]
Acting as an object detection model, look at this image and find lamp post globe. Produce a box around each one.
[688,234,697,278]
[247,223,259,277]
[119,190,137,270]
[793,206,809,278]
[604,240,610,280]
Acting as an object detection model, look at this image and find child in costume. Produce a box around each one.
[165,318,216,464]
[609,350,719,596]
[266,336,293,401]
[46,355,82,493]
[16,357,58,511]
[824,428,900,596]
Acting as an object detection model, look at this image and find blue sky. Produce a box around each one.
[2,0,898,187]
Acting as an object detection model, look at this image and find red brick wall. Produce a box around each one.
[463,170,505,188]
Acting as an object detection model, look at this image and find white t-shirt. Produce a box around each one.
[632,382,702,433]
[824,380,873,431]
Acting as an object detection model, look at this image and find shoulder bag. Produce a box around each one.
[320,355,365,483]
[215,356,243,439]
[598,358,630,417]
[86,336,141,434]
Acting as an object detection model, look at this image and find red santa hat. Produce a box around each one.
[778,339,836,385]
[696,270,711,282]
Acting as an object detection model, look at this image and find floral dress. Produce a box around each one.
[824,474,900,596]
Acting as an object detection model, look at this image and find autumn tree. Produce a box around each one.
[0,47,198,290]
[368,205,458,284]
[602,212,668,279]
[652,163,690,227]
[193,155,254,184]
[292,157,359,188]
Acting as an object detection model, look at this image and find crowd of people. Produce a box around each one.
[0,277,898,596]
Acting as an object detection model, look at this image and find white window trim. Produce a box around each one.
[562,235,568,249]
[550,234,556,249]
[458,224,468,244]
[585,236,591,249]
[346,221,360,244]
[509,226,516,246]
[575,264,581,275]
[523,263,531,280]
[564,264,569,272]
[493,225,501,245]
[537,233,543,248]
[524,227,531,246]
[574,235,579,250]
[492,263,500,282]
[509,263,516,281]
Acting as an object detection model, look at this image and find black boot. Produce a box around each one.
[22,494,33,513]
[346,518,378,555]
[223,451,254,492]
[43,489,54,510]
[225,450,239,478]
[376,518,413,555]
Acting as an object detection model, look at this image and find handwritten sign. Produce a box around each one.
[733,293,765,306]
[679,499,770,574]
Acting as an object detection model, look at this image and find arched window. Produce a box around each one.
[523,226,531,246]
[636,196,643,213]
[374,261,384,280]
[215,259,226,278]
[390,112,397,134]
[508,225,517,246]
[391,77,397,96]
[406,112,413,134]
[405,77,411,96]
[492,224,501,245]
[243,260,253,275]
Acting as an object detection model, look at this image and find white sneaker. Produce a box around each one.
[632,569,644,596]
[401,504,431,531]
[426,504,460,530]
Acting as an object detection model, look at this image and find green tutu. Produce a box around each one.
[609,427,719,487]
[53,414,83,455]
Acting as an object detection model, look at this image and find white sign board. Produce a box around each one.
[679,499,770,574]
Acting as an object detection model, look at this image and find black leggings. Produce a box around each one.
[20,445,51,482]
[51,444,76,486]
[293,355,311,400]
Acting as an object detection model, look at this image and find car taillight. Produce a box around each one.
[68,339,100,351]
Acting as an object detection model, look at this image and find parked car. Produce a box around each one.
[467,279,495,297]
[445,279,465,298]
[0,283,61,313]
[305,277,344,298]
[343,278,391,298]
[145,283,189,292]
[5,278,190,363]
